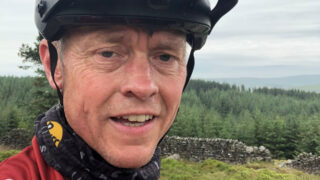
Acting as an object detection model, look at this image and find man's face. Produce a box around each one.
[57,26,186,168]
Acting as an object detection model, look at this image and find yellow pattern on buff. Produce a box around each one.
[47,121,63,147]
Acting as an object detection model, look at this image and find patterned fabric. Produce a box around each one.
[35,104,161,180]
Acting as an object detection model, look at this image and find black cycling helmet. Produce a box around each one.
[35,0,238,105]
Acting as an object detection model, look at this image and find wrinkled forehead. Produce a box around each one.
[62,24,187,42]
[62,25,187,46]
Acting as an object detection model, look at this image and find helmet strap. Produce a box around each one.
[48,41,64,106]
[183,42,196,91]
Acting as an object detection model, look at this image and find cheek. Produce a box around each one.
[63,57,115,102]
[165,83,183,107]
[160,68,186,119]
[62,60,118,135]
[64,71,118,118]
[158,82,184,137]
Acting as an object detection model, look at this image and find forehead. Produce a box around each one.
[62,25,186,42]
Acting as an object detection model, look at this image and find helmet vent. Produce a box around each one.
[38,0,47,17]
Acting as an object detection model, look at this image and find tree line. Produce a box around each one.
[169,80,320,159]
[1,76,320,159]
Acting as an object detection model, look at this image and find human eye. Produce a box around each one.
[159,54,172,62]
[151,52,182,74]
[100,51,116,58]
[156,53,179,62]
[94,47,127,67]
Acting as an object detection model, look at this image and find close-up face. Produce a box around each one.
[49,25,187,168]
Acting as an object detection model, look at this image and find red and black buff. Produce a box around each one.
[35,104,161,180]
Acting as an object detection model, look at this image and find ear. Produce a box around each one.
[39,39,63,90]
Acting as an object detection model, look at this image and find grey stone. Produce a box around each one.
[166,153,181,160]
[246,146,254,153]
[159,136,272,164]
[259,146,266,152]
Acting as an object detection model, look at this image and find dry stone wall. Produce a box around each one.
[1,130,274,165]
[284,153,320,174]
[0,128,32,149]
[159,136,272,164]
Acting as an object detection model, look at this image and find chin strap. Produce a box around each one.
[48,41,64,106]
[183,39,196,91]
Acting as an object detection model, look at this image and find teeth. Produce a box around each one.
[123,122,146,127]
[128,115,137,122]
[120,115,153,122]
[137,115,146,122]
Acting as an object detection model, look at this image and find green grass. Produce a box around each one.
[1,149,320,179]
[160,158,320,180]
[0,150,21,162]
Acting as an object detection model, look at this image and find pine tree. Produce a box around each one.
[18,35,58,131]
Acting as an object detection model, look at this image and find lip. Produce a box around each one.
[109,111,159,117]
[108,116,156,136]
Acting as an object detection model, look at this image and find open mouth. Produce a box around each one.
[110,115,155,127]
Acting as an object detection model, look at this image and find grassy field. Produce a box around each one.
[1,149,319,179]
[160,158,320,180]
[0,147,20,162]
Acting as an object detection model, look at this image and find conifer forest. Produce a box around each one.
[1,76,320,159]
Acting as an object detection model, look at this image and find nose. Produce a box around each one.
[121,55,159,101]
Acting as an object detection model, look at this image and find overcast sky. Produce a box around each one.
[0,0,319,78]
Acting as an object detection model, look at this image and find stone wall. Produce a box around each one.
[0,128,33,149]
[1,130,273,165]
[159,136,272,164]
[284,153,320,174]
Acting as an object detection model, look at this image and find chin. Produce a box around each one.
[99,144,157,169]
[110,157,151,169]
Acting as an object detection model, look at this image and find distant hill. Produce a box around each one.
[211,75,320,93]
[295,84,320,93]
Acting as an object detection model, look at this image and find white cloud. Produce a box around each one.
[194,0,320,77]
[201,36,320,64]
[0,0,38,76]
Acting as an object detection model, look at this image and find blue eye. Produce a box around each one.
[101,51,114,58]
[159,54,171,62]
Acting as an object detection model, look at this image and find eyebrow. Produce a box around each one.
[89,26,127,44]
[103,34,125,44]
[150,37,186,52]
[150,43,182,53]
[92,26,186,51]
